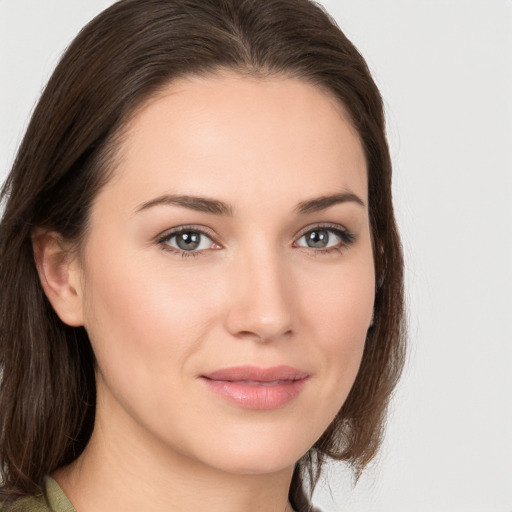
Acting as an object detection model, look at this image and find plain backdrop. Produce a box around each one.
[1,1,511,511]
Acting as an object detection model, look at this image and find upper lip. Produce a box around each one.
[201,365,309,382]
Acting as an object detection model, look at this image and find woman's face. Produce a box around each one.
[75,73,374,475]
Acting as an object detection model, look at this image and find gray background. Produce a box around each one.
[1,1,511,511]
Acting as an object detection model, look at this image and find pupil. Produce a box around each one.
[177,232,200,250]
[307,230,328,248]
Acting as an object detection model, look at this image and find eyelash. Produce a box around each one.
[294,223,356,255]
[157,225,217,259]
[156,223,356,259]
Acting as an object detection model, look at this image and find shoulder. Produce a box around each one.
[0,495,50,512]
[0,477,75,512]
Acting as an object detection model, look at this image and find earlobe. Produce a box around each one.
[32,230,85,327]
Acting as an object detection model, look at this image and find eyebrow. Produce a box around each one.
[295,192,365,214]
[136,194,234,216]
[135,191,365,216]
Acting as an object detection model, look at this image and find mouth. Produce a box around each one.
[200,365,310,410]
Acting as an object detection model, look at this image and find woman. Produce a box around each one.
[0,0,405,510]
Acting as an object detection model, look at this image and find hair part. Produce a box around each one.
[0,1,406,509]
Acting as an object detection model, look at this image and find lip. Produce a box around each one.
[200,365,310,410]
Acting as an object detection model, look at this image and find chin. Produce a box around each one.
[184,420,318,477]
[204,449,302,477]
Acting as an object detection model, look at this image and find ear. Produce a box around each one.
[32,230,85,327]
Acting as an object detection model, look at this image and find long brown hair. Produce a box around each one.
[0,0,405,509]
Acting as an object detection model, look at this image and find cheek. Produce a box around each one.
[301,254,375,394]
[80,245,228,381]
[306,255,374,335]
[78,253,225,437]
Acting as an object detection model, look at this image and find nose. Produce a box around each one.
[224,246,294,343]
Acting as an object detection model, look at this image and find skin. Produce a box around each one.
[37,73,375,512]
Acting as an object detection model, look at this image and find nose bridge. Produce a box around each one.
[225,237,294,342]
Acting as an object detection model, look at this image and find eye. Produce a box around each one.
[295,226,355,251]
[159,228,219,254]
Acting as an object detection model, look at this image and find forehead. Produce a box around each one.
[100,72,368,212]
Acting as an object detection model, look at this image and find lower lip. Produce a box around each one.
[201,378,308,410]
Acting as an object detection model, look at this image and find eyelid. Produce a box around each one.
[293,222,356,249]
[294,222,351,240]
[156,224,221,255]
[156,224,218,242]
[154,222,355,257]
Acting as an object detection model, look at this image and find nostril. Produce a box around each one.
[234,327,293,344]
